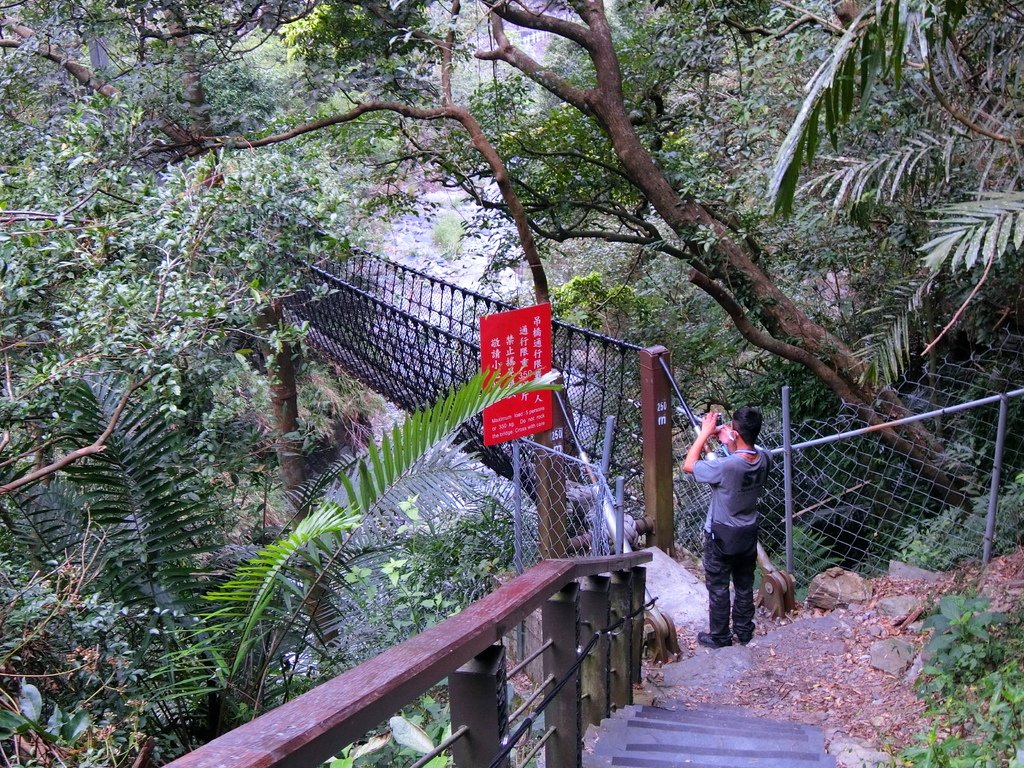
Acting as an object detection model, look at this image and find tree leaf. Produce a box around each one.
[389,715,435,754]
[350,733,391,757]
[19,683,43,723]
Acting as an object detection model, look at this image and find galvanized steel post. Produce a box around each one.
[782,385,795,574]
[983,394,1010,565]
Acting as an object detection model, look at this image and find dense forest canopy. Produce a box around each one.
[1,0,1022,764]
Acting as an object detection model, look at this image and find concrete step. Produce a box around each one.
[583,703,835,768]
[585,754,836,768]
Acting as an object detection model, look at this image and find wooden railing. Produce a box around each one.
[166,551,653,768]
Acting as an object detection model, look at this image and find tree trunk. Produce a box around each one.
[261,301,307,514]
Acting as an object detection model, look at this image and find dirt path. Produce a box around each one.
[637,550,1024,762]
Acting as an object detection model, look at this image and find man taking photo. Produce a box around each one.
[682,407,771,648]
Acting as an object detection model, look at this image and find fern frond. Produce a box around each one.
[198,371,559,681]
[921,192,1024,272]
[808,133,951,211]
[856,280,931,386]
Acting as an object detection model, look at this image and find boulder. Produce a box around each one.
[875,595,921,619]
[806,567,872,610]
[888,560,943,583]
[870,637,915,675]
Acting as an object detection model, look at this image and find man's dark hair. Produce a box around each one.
[732,406,763,445]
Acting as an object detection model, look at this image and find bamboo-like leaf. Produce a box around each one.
[922,192,1024,272]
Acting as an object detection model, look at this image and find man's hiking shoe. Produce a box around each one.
[697,631,731,648]
[735,635,752,646]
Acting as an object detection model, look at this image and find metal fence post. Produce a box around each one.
[639,346,675,556]
[513,440,524,575]
[983,394,1010,565]
[450,644,508,768]
[579,576,611,727]
[782,385,795,574]
[542,583,582,768]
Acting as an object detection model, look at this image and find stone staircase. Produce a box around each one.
[584,703,836,767]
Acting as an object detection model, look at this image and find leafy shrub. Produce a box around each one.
[900,474,1024,572]
[431,212,465,257]
[0,551,156,766]
[551,272,655,337]
[903,595,1024,766]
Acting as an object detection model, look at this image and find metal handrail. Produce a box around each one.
[486,594,655,768]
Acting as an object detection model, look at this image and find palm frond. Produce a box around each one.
[770,0,915,213]
[197,371,560,683]
[770,0,924,214]
[856,280,931,386]
[920,192,1024,272]
[807,133,952,211]
[9,377,220,613]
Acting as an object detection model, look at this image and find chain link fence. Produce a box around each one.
[510,439,633,571]
[674,343,1024,586]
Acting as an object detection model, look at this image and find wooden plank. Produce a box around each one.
[167,552,651,768]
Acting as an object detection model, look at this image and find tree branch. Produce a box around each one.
[476,14,594,115]
[922,247,997,355]
[0,378,150,496]
[480,0,594,48]
[1,17,195,146]
[927,62,1021,144]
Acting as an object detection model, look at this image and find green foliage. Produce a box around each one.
[331,694,451,767]
[921,595,1008,687]
[185,372,559,718]
[551,272,656,336]
[903,596,1024,766]
[0,550,155,765]
[770,0,922,215]
[920,193,1024,274]
[431,212,465,258]
[900,474,1024,572]
[8,377,221,613]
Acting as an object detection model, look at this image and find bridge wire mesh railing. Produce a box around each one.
[669,349,1024,587]
[510,438,629,572]
[286,250,647,529]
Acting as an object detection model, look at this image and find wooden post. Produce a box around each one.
[579,576,610,727]
[450,644,508,768]
[608,570,633,710]
[639,346,675,556]
[536,387,569,558]
[542,583,582,768]
[630,565,647,685]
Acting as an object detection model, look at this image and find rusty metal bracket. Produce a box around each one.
[755,543,797,619]
[643,606,680,664]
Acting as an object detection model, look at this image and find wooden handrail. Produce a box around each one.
[166,552,652,768]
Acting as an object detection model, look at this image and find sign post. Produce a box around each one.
[480,304,553,445]
[480,304,566,557]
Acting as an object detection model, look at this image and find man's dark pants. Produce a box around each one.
[703,536,757,644]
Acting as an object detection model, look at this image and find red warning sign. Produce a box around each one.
[480,304,553,446]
